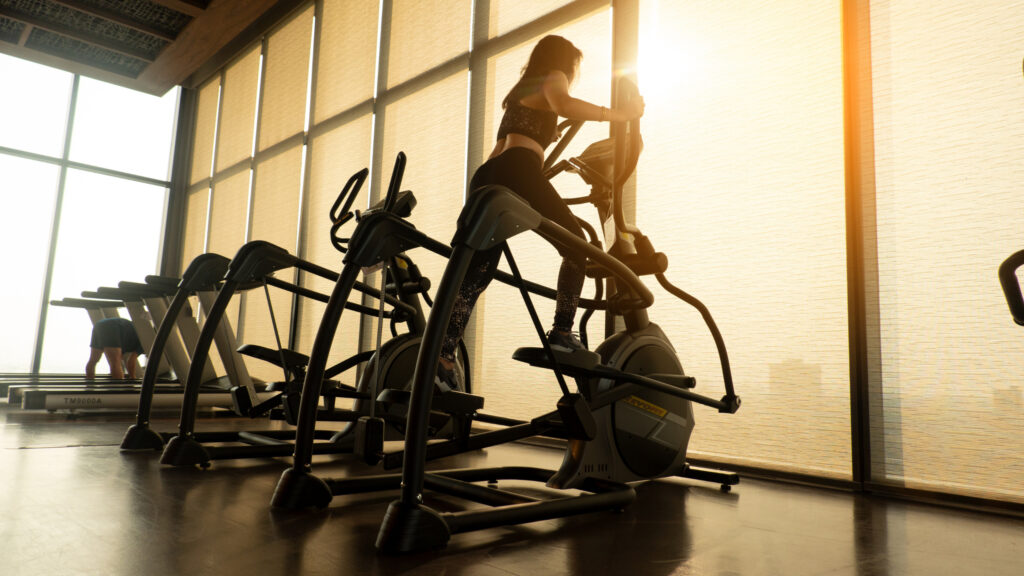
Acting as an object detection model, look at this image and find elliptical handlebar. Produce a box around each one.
[612,76,642,234]
[330,168,369,253]
[999,250,1024,326]
[543,119,585,173]
[330,168,368,225]
[383,151,407,213]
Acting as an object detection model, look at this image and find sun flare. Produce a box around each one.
[636,0,705,108]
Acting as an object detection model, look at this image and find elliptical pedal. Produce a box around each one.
[511,346,601,376]
[376,387,484,416]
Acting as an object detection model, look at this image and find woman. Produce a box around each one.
[437,35,645,383]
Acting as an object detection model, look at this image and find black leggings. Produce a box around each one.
[440,147,587,362]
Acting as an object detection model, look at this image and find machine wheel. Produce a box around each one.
[599,330,695,479]
[363,335,469,439]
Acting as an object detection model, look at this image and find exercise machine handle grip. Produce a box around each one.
[329,168,368,253]
[613,76,642,190]
[612,77,643,234]
[383,152,407,213]
[330,168,368,225]
[543,119,585,173]
[999,250,1024,326]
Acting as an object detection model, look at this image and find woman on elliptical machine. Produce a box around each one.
[436,34,645,385]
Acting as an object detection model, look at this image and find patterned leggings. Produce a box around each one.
[440,147,587,362]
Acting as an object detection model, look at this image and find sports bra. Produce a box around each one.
[496,79,558,149]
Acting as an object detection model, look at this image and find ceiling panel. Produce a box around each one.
[0,0,306,95]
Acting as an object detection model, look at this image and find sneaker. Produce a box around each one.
[547,330,586,353]
[435,362,463,393]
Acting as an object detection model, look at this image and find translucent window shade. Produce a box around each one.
[250,145,303,252]
[69,78,178,180]
[633,0,848,478]
[313,0,378,124]
[487,0,575,38]
[869,1,1024,503]
[215,46,261,172]
[237,144,304,376]
[379,72,470,302]
[206,170,250,260]
[40,169,166,373]
[386,0,472,88]
[296,115,373,368]
[190,78,220,185]
[0,155,59,372]
[470,12,612,419]
[257,6,313,152]
[239,279,296,384]
[180,185,210,274]
[0,53,72,157]
[205,169,250,333]
[374,72,468,352]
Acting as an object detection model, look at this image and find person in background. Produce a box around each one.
[85,317,145,379]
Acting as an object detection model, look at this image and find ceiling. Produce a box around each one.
[0,0,305,96]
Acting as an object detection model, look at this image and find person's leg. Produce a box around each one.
[103,347,125,379]
[436,156,508,373]
[496,150,588,334]
[438,245,502,371]
[552,257,586,332]
[86,348,104,379]
[123,352,139,379]
[437,149,591,370]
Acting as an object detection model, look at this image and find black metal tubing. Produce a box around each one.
[535,217,653,310]
[289,263,363,472]
[118,280,175,296]
[83,289,143,302]
[121,253,230,451]
[586,365,737,413]
[393,244,474,500]
[161,240,402,465]
[193,429,351,462]
[230,240,416,317]
[424,473,539,507]
[384,211,611,312]
[263,273,402,319]
[655,272,737,400]
[543,119,584,172]
[998,250,1024,326]
[611,77,642,235]
[394,186,654,509]
[281,212,451,489]
[434,468,635,535]
[51,297,124,310]
[126,287,189,432]
[173,276,240,437]
[381,417,555,470]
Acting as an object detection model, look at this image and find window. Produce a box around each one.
[0,54,178,375]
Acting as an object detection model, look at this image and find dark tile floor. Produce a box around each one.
[1,404,1021,576]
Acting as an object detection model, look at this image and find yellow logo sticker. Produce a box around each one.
[622,395,666,418]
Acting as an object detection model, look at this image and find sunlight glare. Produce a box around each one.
[637,0,706,108]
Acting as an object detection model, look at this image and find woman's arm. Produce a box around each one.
[542,70,644,122]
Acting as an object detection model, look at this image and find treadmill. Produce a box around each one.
[1,297,149,400]
[12,272,273,412]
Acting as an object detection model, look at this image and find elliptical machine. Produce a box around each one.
[151,163,468,468]
[271,147,620,508]
[285,77,740,553]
